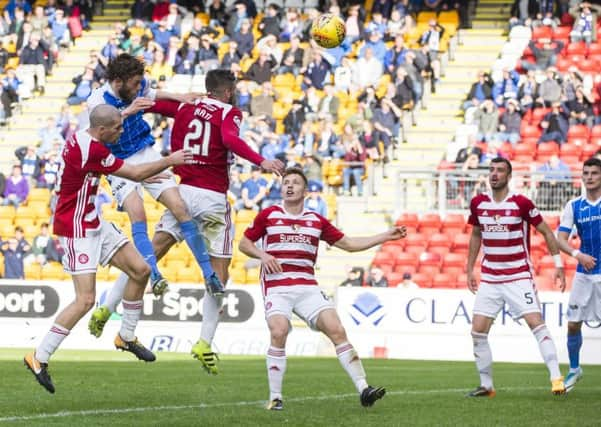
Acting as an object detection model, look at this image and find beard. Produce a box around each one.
[118,86,135,103]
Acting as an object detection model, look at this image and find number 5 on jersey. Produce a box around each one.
[184,118,211,156]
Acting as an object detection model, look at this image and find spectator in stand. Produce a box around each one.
[257,34,283,66]
[280,35,303,74]
[67,64,96,105]
[9,6,26,35]
[464,71,493,111]
[228,167,244,205]
[334,57,353,92]
[492,67,519,107]
[373,98,402,152]
[261,174,283,209]
[208,0,228,28]
[460,153,487,206]
[173,34,199,75]
[4,0,30,20]
[16,21,34,53]
[220,40,241,70]
[393,68,415,111]
[164,36,181,70]
[570,2,601,45]
[101,33,120,61]
[539,101,569,145]
[536,154,572,210]
[25,222,51,265]
[317,84,340,122]
[236,165,268,211]
[149,49,173,82]
[537,67,562,107]
[0,237,26,279]
[49,8,70,48]
[304,180,327,217]
[303,154,322,183]
[0,80,17,120]
[419,20,444,82]
[38,150,60,190]
[474,99,498,143]
[164,2,182,36]
[38,116,64,156]
[250,81,277,117]
[303,50,331,90]
[352,47,383,90]
[517,70,540,110]
[245,49,276,86]
[339,267,364,287]
[315,119,341,159]
[151,17,176,53]
[279,7,302,42]
[495,99,522,145]
[226,1,249,38]
[283,99,305,141]
[197,35,219,73]
[297,121,316,155]
[342,137,366,196]
[2,164,28,208]
[18,145,40,184]
[232,18,254,59]
[384,35,408,75]
[0,170,5,201]
[367,267,389,287]
[344,5,364,44]
[259,3,280,38]
[399,272,419,289]
[360,30,386,63]
[235,79,252,113]
[131,0,153,22]
[566,86,594,128]
[0,40,9,73]
[521,38,564,72]
[17,34,47,95]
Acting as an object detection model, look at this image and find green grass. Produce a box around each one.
[0,349,598,426]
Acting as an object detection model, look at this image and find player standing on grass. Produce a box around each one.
[88,69,285,374]
[85,53,224,299]
[556,157,601,392]
[466,157,566,398]
[239,168,406,410]
[24,105,192,393]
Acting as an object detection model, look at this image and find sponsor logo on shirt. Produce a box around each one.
[280,233,312,244]
[482,223,509,232]
[101,154,116,168]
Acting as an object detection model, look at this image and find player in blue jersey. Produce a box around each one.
[86,54,223,301]
[557,157,601,392]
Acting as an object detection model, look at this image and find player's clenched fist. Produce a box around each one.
[390,226,407,240]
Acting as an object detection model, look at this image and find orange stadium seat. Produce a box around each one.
[411,272,432,288]
[394,252,418,268]
[428,233,451,250]
[567,125,590,140]
[453,234,470,253]
[432,273,456,289]
[532,26,552,40]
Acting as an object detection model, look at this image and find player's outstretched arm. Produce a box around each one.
[466,225,482,294]
[557,230,596,272]
[113,149,193,182]
[156,90,204,104]
[536,221,567,292]
[332,226,407,253]
[239,235,282,274]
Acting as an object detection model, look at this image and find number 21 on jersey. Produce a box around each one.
[183,118,211,156]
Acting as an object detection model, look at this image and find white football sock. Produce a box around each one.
[472,332,494,389]
[532,325,562,379]
[200,293,220,344]
[266,346,286,401]
[36,323,70,363]
[119,299,143,342]
[105,272,129,313]
[336,342,368,393]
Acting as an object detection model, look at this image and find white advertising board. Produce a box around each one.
[0,281,599,364]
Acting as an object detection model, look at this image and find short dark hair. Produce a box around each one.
[282,167,308,188]
[583,157,601,169]
[106,53,145,82]
[490,157,512,174]
[205,69,237,97]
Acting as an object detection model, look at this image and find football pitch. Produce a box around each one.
[0,349,598,427]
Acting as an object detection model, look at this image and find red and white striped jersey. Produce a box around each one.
[53,130,124,238]
[243,205,344,294]
[468,192,543,285]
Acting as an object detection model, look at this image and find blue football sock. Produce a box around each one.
[567,331,582,370]
[180,220,214,279]
[131,221,160,279]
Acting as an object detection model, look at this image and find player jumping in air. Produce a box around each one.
[466,157,566,398]
[86,53,223,299]
[24,105,192,393]
[557,157,601,392]
[239,168,406,410]
[88,69,284,374]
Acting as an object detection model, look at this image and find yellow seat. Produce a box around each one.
[235,209,257,224]
[15,218,36,231]
[229,267,246,284]
[28,188,51,202]
[167,259,188,271]
[25,263,41,280]
[245,267,260,284]
[176,266,202,283]
[272,73,295,88]
[417,11,437,24]
[438,10,459,28]
[97,266,110,281]
[41,262,66,280]
[27,201,50,217]
[0,205,16,222]
[162,265,178,283]
[15,206,39,222]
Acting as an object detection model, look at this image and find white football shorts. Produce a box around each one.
[473,280,541,320]
[60,221,128,275]
[567,272,601,322]
[107,146,177,208]
[264,285,335,330]
[154,185,234,258]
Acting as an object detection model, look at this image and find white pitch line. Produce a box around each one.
[0,386,593,423]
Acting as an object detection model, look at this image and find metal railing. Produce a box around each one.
[394,168,582,217]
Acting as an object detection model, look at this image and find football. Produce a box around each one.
[310,13,346,49]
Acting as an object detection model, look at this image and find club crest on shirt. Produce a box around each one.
[494,214,502,224]
[292,224,300,232]
[101,154,116,168]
